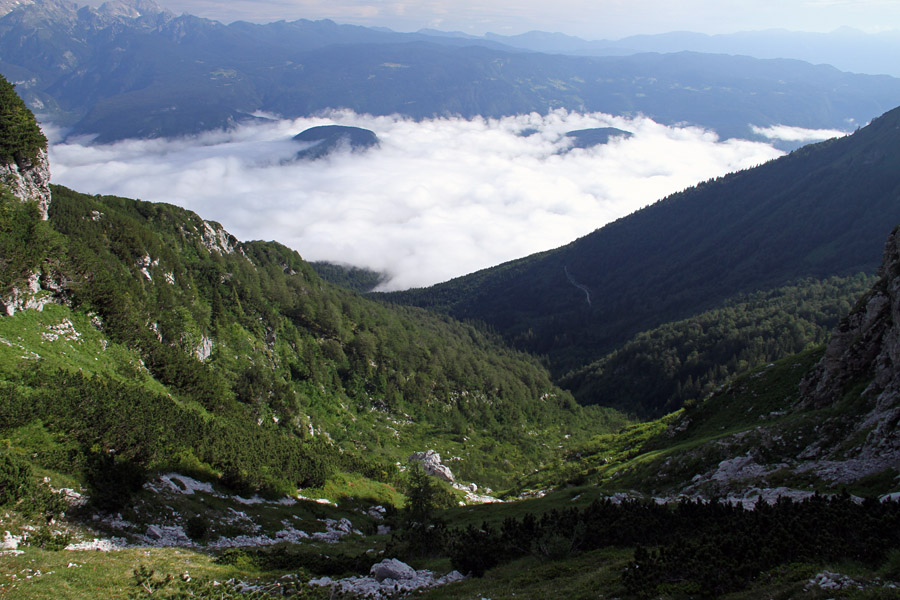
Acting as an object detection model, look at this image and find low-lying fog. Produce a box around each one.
[48,110,845,290]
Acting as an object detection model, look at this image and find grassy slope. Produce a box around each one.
[2,286,896,600]
[515,346,898,499]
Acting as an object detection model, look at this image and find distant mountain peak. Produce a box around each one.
[97,0,171,20]
[0,0,35,18]
[291,125,380,161]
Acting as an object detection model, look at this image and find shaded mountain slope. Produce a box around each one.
[560,274,875,417]
[385,104,900,413]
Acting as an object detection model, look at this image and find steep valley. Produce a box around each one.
[1,44,900,599]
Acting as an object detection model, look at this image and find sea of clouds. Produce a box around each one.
[48,110,844,290]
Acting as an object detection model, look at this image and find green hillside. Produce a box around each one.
[0,184,628,501]
[386,104,900,417]
[561,274,874,417]
[0,73,45,166]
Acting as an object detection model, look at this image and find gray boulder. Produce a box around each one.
[370,558,416,582]
[408,450,455,482]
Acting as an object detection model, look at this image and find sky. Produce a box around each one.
[47,111,843,290]
[91,0,900,38]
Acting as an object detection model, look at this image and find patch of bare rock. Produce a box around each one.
[310,557,466,599]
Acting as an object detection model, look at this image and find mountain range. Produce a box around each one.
[481,27,900,78]
[3,0,900,144]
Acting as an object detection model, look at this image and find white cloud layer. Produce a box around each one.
[750,124,849,142]
[49,111,787,290]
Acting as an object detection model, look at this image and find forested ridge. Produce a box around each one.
[562,275,874,417]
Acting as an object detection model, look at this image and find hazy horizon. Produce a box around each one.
[75,0,900,40]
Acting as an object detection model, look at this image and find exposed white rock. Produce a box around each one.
[296,493,336,506]
[409,450,455,482]
[41,318,81,343]
[797,226,900,483]
[452,481,503,504]
[156,473,217,495]
[1,272,58,316]
[710,453,767,484]
[65,537,127,552]
[233,494,296,506]
[805,571,863,592]
[310,558,466,599]
[311,518,362,543]
[371,558,416,582]
[722,487,820,509]
[138,525,194,547]
[1,531,22,553]
[193,335,213,361]
[1,147,51,219]
[201,221,238,255]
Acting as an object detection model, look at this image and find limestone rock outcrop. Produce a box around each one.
[310,558,466,599]
[798,224,900,468]
[408,449,455,482]
[801,225,900,409]
[1,146,51,219]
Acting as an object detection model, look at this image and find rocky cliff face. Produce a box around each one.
[801,225,900,412]
[794,225,900,480]
[0,146,51,219]
[654,227,900,499]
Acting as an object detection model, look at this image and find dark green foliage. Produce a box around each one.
[311,261,386,293]
[621,495,900,598]
[447,522,504,577]
[25,526,72,551]
[562,275,873,417]
[84,451,149,512]
[0,187,62,294]
[0,448,30,506]
[184,515,209,542]
[217,545,374,578]
[390,463,452,559]
[1,369,334,498]
[881,549,900,580]
[128,564,330,599]
[440,495,900,596]
[403,463,439,524]
[0,447,67,517]
[40,186,601,489]
[0,74,46,166]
